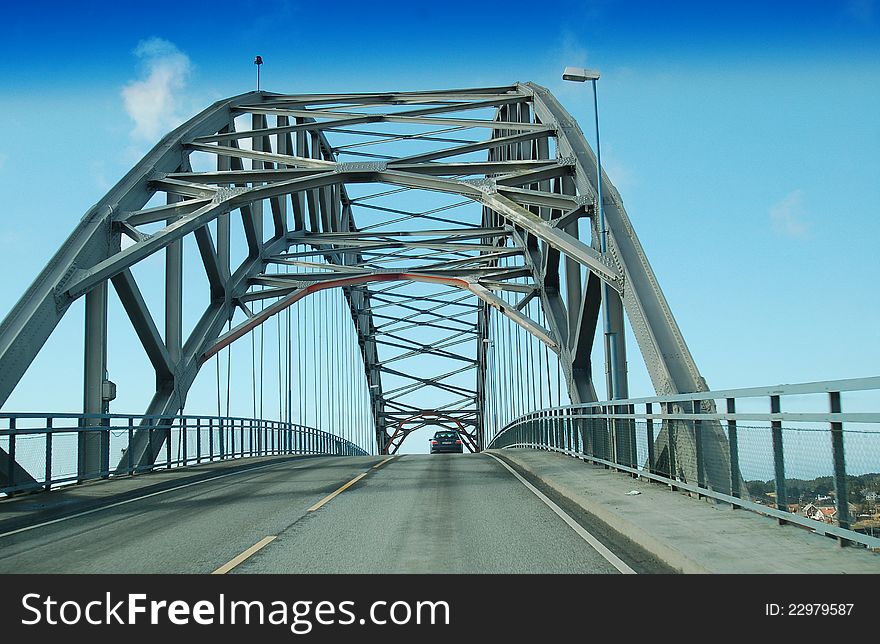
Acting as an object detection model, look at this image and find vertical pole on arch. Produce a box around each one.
[79,281,109,480]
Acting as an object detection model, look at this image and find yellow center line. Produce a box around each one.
[212,535,276,575]
[372,456,398,469]
[307,472,369,512]
[212,460,394,573]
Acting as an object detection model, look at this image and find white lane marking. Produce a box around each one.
[0,457,335,540]
[486,453,636,575]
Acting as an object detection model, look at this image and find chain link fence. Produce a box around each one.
[488,377,880,550]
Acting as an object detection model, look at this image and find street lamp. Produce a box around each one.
[562,66,600,82]
[562,65,620,401]
[561,66,604,254]
[254,55,263,91]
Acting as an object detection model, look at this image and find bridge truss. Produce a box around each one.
[0,83,730,489]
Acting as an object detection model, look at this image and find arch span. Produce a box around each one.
[384,411,477,455]
[0,83,732,492]
[200,272,555,365]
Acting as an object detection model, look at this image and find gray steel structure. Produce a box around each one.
[0,84,724,488]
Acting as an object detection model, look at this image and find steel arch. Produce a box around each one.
[0,83,730,490]
[385,411,476,455]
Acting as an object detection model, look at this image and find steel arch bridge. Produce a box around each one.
[0,83,733,490]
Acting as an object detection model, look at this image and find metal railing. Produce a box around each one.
[1,412,369,495]
[487,376,880,550]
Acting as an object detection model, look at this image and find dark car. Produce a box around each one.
[430,430,463,454]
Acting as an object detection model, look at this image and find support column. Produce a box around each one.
[604,287,628,400]
[157,195,184,466]
[166,228,183,365]
[79,282,110,480]
[252,113,265,246]
[217,130,231,280]
[165,193,184,415]
[605,287,632,465]
[562,174,582,343]
[475,302,488,451]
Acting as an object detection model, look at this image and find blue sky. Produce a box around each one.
[0,0,878,450]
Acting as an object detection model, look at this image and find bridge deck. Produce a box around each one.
[0,453,663,573]
[0,451,876,573]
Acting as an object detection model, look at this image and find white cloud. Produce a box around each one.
[602,146,637,191]
[770,190,811,239]
[551,31,591,99]
[0,229,22,245]
[121,38,192,142]
[558,30,590,69]
[92,160,110,192]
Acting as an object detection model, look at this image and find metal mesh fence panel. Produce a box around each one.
[1,413,367,496]
[485,378,880,548]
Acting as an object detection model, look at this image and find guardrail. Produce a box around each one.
[487,376,880,550]
[1,413,369,495]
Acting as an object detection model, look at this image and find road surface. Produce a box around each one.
[0,453,658,573]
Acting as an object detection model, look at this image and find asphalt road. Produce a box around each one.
[0,453,636,574]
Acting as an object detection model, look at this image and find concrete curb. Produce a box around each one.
[489,450,711,574]
[0,454,322,535]
[488,449,880,574]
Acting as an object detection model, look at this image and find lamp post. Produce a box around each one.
[562,66,620,402]
[254,55,263,91]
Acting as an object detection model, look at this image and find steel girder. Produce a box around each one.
[526,83,732,490]
[0,83,729,490]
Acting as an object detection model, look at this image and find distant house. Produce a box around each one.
[818,507,837,522]
[864,491,879,502]
[803,503,837,524]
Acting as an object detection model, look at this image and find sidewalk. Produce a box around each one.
[491,448,880,574]
[0,454,346,534]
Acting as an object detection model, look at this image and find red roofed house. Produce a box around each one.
[803,503,837,524]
